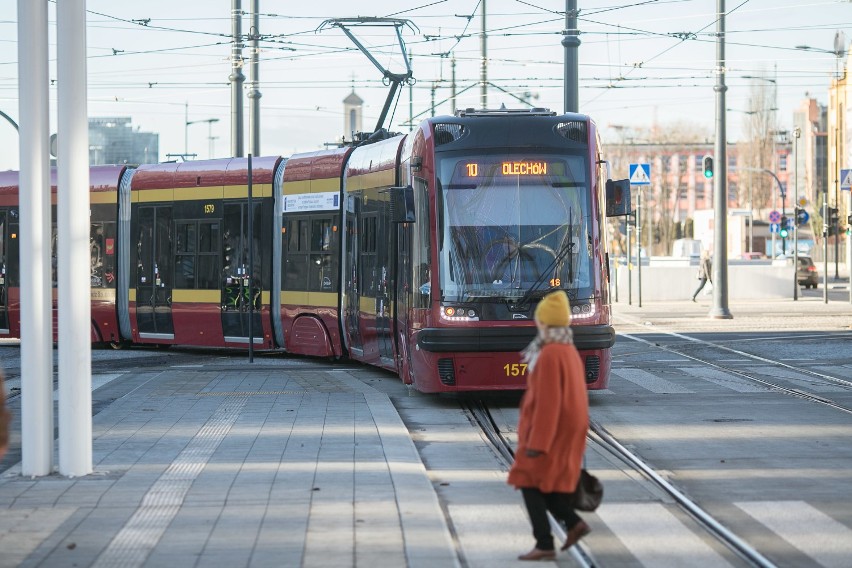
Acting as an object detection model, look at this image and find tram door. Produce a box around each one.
[135,205,175,339]
[0,210,10,333]
[221,201,262,341]
[374,210,394,361]
[343,196,363,353]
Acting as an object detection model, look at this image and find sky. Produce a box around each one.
[1,0,851,172]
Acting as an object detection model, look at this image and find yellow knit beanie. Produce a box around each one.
[534,291,571,326]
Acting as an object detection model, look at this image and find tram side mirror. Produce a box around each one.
[388,185,416,223]
[605,179,631,217]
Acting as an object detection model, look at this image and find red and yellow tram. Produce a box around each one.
[0,108,629,392]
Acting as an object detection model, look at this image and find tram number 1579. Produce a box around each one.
[503,363,528,377]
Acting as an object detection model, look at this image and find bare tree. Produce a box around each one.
[737,78,778,213]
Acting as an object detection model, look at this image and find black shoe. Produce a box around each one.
[691,297,696,302]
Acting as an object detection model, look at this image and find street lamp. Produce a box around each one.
[0,109,19,131]
[186,117,220,159]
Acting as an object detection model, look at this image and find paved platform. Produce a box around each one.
[0,367,459,568]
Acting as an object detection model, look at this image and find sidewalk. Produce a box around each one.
[0,366,459,568]
[611,293,852,332]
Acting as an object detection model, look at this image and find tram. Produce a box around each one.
[0,107,630,392]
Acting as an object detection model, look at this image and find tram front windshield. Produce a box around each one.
[437,151,593,303]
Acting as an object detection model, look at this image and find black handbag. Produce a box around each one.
[573,469,603,512]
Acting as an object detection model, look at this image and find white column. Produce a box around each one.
[18,0,54,477]
[57,0,92,476]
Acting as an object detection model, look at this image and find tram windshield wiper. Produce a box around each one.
[513,216,575,308]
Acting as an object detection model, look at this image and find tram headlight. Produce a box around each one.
[441,306,479,321]
[570,303,596,320]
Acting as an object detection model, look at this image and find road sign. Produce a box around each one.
[786,217,795,230]
[769,222,779,234]
[841,168,852,191]
[797,196,808,207]
[629,163,651,185]
[768,210,781,224]
[797,210,809,225]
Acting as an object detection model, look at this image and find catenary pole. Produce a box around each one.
[247,0,261,156]
[17,0,54,477]
[710,0,732,319]
[563,0,580,113]
[57,0,92,476]
[480,0,487,108]
[230,0,245,157]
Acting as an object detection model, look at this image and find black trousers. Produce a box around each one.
[692,277,709,299]
[521,487,582,550]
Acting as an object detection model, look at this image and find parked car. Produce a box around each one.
[741,252,765,260]
[797,256,819,289]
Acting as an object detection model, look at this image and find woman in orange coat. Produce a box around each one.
[508,290,590,561]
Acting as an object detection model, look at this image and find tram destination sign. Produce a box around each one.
[463,160,554,177]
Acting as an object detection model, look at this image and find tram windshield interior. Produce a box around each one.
[437,151,593,302]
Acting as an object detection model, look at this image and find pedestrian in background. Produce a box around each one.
[0,372,9,461]
[692,250,712,302]
[509,290,591,561]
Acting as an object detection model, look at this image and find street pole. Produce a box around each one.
[846,169,852,303]
[451,56,457,114]
[247,0,261,157]
[793,128,800,301]
[771,186,776,257]
[824,197,829,304]
[409,53,414,128]
[184,102,189,155]
[835,127,840,279]
[230,0,245,157]
[637,189,643,307]
[846,190,852,304]
[748,184,753,254]
[562,0,580,113]
[627,205,632,306]
[57,0,92,477]
[17,0,54,477]
[710,0,732,319]
[480,0,487,108]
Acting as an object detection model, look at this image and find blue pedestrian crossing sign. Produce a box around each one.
[629,163,651,186]
[841,168,852,191]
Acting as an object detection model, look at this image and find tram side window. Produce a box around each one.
[175,220,220,289]
[309,218,335,291]
[411,177,431,308]
[283,215,337,292]
[283,218,309,290]
[90,222,117,288]
[360,215,378,296]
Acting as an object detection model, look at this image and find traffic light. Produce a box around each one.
[702,155,714,179]
[779,216,789,239]
[828,207,839,224]
[795,207,807,225]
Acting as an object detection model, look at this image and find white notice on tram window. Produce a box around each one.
[283,192,340,212]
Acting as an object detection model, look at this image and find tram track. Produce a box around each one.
[465,398,779,568]
[615,317,852,416]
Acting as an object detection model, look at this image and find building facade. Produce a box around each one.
[605,140,794,256]
[89,117,158,165]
